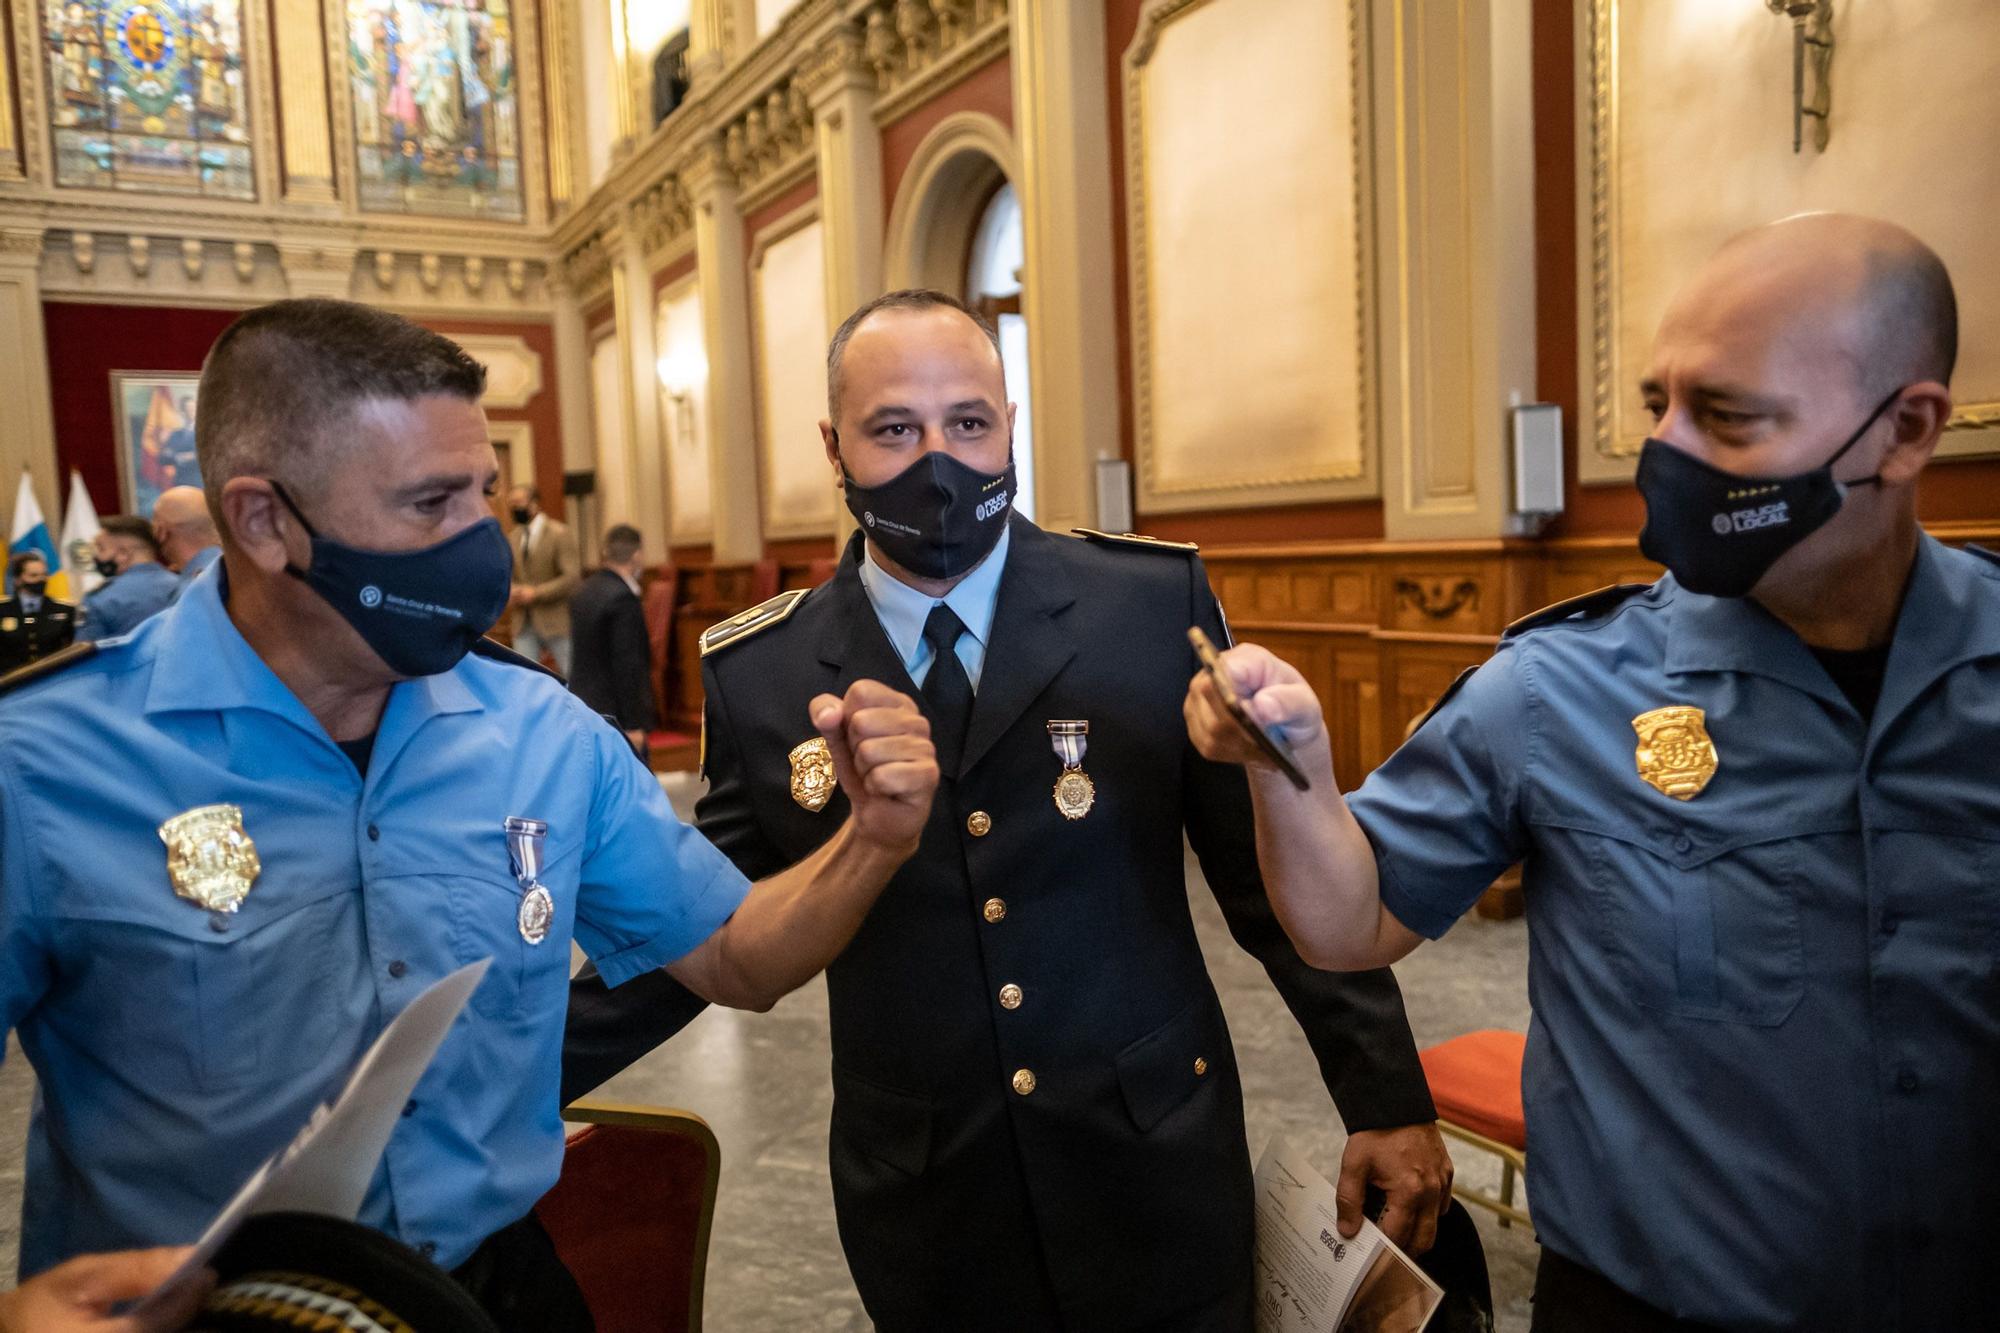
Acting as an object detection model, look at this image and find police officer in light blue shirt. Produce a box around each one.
[1187,213,2000,1332]
[0,299,939,1327]
[77,514,179,641]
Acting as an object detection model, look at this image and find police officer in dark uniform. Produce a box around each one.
[565,291,1470,1330]
[0,552,76,674]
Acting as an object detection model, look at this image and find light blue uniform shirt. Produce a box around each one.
[169,544,221,604]
[1346,535,2000,1330]
[79,560,179,642]
[856,523,1010,691]
[0,560,750,1276]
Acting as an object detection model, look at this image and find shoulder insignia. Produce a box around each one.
[700,588,809,657]
[471,636,565,682]
[1071,528,1200,554]
[1502,583,1651,640]
[1407,665,1477,741]
[0,642,98,699]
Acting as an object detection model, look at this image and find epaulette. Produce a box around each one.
[1407,665,1477,739]
[1502,583,1651,640]
[0,642,97,698]
[701,588,810,656]
[1071,528,1199,553]
[471,636,565,682]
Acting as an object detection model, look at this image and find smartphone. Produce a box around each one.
[1187,626,1311,792]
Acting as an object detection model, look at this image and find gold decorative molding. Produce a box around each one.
[747,201,834,539]
[273,0,338,202]
[722,75,818,213]
[631,175,695,257]
[881,110,1019,290]
[558,229,618,305]
[861,0,1010,125]
[1123,0,1376,512]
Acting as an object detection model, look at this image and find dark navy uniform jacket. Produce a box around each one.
[564,516,1436,1330]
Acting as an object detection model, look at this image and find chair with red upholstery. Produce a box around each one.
[641,569,679,728]
[1419,1029,1530,1230]
[535,1099,722,1332]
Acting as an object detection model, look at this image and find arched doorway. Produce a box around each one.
[883,113,1036,518]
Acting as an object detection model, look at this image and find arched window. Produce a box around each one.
[966,183,1034,520]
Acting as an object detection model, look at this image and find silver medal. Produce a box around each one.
[1046,720,1095,820]
[504,816,552,946]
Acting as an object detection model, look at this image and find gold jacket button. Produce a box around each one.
[982,897,1007,923]
[1012,1068,1037,1096]
[1193,1057,1209,1077]
[967,810,992,837]
[999,983,1023,1010]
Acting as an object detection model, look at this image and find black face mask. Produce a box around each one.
[1635,387,1903,598]
[273,482,514,678]
[18,579,45,597]
[94,557,120,579]
[839,443,1016,581]
[509,506,533,526]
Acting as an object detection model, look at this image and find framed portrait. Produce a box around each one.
[110,371,203,515]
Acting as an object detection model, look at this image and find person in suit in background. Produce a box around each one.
[506,484,580,675]
[568,522,658,753]
[0,552,77,675]
[79,515,178,642]
[564,290,1475,1331]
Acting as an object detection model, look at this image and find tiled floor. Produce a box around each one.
[0,772,1539,1328]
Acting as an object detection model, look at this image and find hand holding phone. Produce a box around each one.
[1187,627,1312,792]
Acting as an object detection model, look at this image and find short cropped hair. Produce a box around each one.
[100,514,161,560]
[196,299,487,528]
[602,523,643,565]
[825,289,1001,421]
[8,551,46,582]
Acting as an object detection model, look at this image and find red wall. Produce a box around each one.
[42,302,568,520]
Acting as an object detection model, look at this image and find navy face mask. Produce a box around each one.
[272,482,513,677]
[839,442,1016,581]
[1635,386,1904,598]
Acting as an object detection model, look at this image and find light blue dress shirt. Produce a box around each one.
[169,544,221,604]
[0,562,749,1276]
[1346,535,2000,1330]
[856,523,1011,691]
[79,560,179,641]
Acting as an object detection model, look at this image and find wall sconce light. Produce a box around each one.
[655,348,705,451]
[1766,0,1833,154]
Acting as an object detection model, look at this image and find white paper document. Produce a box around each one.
[1253,1136,1444,1333]
[136,958,490,1313]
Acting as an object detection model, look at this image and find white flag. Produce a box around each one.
[56,470,103,601]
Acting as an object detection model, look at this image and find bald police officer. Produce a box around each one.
[566,290,1467,1330]
[0,299,938,1327]
[1189,214,1998,1330]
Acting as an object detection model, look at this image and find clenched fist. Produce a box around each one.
[1184,643,1329,772]
[809,678,939,856]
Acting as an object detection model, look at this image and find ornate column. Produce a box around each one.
[803,24,884,332]
[690,0,756,85]
[542,0,583,211]
[550,278,598,477]
[1011,0,1121,535]
[0,230,60,505]
[1373,0,1538,540]
[685,141,764,562]
[272,0,338,204]
[0,19,22,182]
[612,225,668,550]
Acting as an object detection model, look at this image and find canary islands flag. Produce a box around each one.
[8,469,59,598]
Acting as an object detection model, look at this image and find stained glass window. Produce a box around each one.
[42,0,255,198]
[348,0,524,221]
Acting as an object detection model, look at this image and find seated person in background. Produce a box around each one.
[567,522,658,754]
[152,485,222,601]
[0,552,76,674]
[0,298,938,1330]
[79,514,177,641]
[1185,213,1998,1332]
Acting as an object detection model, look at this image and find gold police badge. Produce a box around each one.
[0,618,16,633]
[1631,706,1718,800]
[158,804,262,913]
[789,736,838,812]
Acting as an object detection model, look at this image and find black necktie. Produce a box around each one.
[921,603,973,776]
